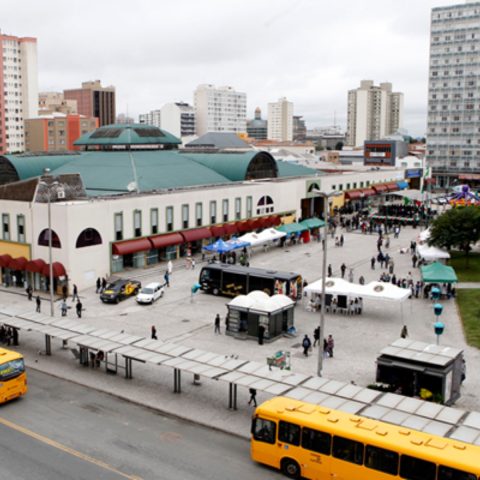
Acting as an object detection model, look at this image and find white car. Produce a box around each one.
[136,282,164,304]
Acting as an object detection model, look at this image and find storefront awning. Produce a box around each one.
[41,261,67,278]
[345,190,363,200]
[9,257,28,270]
[362,188,376,197]
[300,218,325,229]
[210,225,226,237]
[181,228,212,243]
[223,223,238,235]
[25,258,47,273]
[372,184,388,193]
[0,254,13,268]
[267,215,281,227]
[149,233,183,249]
[112,238,153,255]
[276,222,308,235]
[250,218,263,229]
[397,181,409,190]
[384,182,400,192]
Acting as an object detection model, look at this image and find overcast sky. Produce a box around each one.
[2,0,455,136]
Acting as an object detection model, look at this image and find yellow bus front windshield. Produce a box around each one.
[0,358,25,381]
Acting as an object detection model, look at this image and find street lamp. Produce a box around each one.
[312,189,341,377]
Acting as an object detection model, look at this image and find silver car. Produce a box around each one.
[136,282,164,304]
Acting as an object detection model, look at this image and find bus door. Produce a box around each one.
[251,416,278,468]
[330,435,364,480]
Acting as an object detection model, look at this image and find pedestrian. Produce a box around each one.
[72,284,79,302]
[340,263,346,279]
[191,258,196,270]
[327,264,332,277]
[248,388,257,407]
[225,313,230,333]
[12,327,19,346]
[340,234,344,247]
[214,313,221,334]
[151,325,158,340]
[371,256,375,270]
[96,277,101,293]
[327,334,335,357]
[76,300,82,318]
[412,254,418,268]
[26,284,33,301]
[348,268,354,283]
[60,299,68,317]
[35,295,41,313]
[62,285,68,301]
[323,338,328,358]
[359,275,365,285]
[167,260,173,275]
[400,325,408,339]
[258,324,265,345]
[101,277,107,292]
[164,270,170,287]
[313,326,320,347]
[302,334,312,357]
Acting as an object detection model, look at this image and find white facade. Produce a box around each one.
[138,110,161,127]
[194,84,247,136]
[427,2,480,186]
[267,97,293,141]
[346,80,403,147]
[160,102,195,138]
[0,34,38,154]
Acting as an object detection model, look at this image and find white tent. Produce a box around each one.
[417,243,450,261]
[304,277,410,302]
[228,290,294,313]
[237,232,263,247]
[418,228,431,244]
[238,228,286,247]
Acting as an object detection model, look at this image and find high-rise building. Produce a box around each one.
[160,102,195,138]
[39,92,77,115]
[194,84,246,136]
[64,80,115,126]
[267,97,293,141]
[0,33,38,154]
[346,80,403,147]
[139,110,161,127]
[246,107,268,139]
[293,115,307,142]
[427,2,480,186]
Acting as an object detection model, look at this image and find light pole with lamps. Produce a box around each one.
[312,189,341,377]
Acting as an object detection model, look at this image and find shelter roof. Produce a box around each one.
[184,132,250,149]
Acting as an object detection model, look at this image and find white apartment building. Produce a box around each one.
[0,33,38,154]
[427,2,480,186]
[138,110,161,127]
[267,97,293,141]
[194,84,246,136]
[346,80,403,147]
[160,102,195,138]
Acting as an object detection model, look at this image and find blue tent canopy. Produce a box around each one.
[203,238,250,253]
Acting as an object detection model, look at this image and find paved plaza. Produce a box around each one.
[1,224,479,439]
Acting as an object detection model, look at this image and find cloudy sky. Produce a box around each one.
[3,0,453,136]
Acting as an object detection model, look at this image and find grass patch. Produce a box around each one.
[456,289,480,348]
[448,251,480,282]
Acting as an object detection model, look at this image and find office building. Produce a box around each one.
[267,97,293,141]
[64,80,115,126]
[194,84,246,136]
[346,80,403,147]
[0,33,38,154]
[160,102,195,138]
[139,110,161,127]
[293,115,307,142]
[246,107,268,139]
[427,2,480,186]
[39,92,77,115]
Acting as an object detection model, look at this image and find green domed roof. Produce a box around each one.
[74,123,181,148]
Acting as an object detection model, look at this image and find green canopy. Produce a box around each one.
[300,218,325,229]
[276,222,308,235]
[421,262,458,283]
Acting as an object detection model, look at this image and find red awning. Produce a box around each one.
[181,228,212,243]
[268,215,281,227]
[25,258,46,273]
[424,177,436,185]
[459,173,480,180]
[250,218,263,229]
[9,257,28,270]
[361,188,376,197]
[372,184,388,193]
[112,238,153,255]
[236,221,250,233]
[0,254,13,268]
[210,225,225,237]
[149,233,183,249]
[345,190,363,200]
[41,261,66,278]
[223,223,238,235]
[384,182,400,192]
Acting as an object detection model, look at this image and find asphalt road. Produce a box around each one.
[0,370,278,480]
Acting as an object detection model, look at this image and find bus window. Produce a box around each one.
[0,358,25,381]
[332,436,364,465]
[301,426,331,454]
[252,418,276,445]
[279,421,301,446]
[438,465,477,480]
[365,445,398,475]
[400,454,436,480]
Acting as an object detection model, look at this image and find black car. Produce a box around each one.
[100,279,141,304]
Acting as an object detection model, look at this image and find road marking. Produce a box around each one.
[0,415,142,480]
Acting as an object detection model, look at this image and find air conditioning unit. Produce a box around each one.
[57,190,66,199]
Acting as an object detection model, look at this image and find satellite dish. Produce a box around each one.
[127,181,137,192]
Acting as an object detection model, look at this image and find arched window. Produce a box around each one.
[308,183,321,193]
[38,228,61,248]
[76,228,103,248]
[256,196,274,215]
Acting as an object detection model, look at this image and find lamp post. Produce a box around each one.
[312,189,341,377]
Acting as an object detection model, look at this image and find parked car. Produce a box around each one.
[136,282,164,305]
[100,279,141,304]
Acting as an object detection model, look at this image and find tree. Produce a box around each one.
[429,207,480,264]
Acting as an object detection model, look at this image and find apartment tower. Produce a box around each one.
[267,97,293,141]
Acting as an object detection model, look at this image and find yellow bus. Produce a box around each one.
[251,396,480,480]
[0,347,27,404]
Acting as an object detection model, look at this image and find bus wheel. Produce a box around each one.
[212,288,220,296]
[281,458,300,479]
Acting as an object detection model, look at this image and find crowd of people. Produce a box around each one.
[0,324,19,346]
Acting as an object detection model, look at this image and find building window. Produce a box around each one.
[182,204,189,229]
[151,208,158,234]
[338,184,343,191]
[256,196,274,215]
[2,214,9,241]
[210,201,217,224]
[114,213,123,241]
[222,199,229,222]
[246,196,253,218]
[235,197,241,220]
[195,202,203,227]
[75,228,102,248]
[133,210,142,237]
[17,214,25,243]
[166,206,174,232]
[38,228,61,248]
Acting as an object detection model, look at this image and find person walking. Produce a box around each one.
[327,264,332,277]
[248,388,257,407]
[359,275,365,285]
[101,277,107,292]
[96,277,101,294]
[151,325,158,340]
[35,295,41,313]
[371,256,375,270]
[191,258,196,270]
[400,325,408,339]
[313,326,320,347]
[340,234,344,247]
[167,260,173,276]
[72,284,79,302]
[26,285,33,301]
[214,314,221,334]
[62,285,68,301]
[412,253,418,268]
[60,299,68,317]
[302,334,312,357]
[164,270,170,287]
[348,268,354,283]
[340,263,346,279]
[327,334,335,357]
[76,300,82,318]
